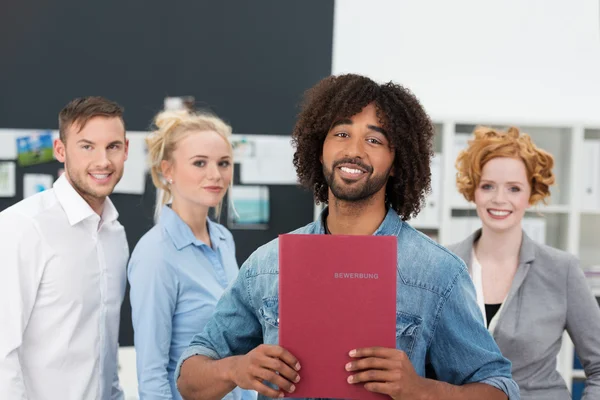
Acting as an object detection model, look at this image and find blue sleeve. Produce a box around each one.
[128,243,177,400]
[240,388,258,400]
[429,269,520,399]
[175,256,263,380]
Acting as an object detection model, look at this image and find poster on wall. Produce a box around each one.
[113,131,148,195]
[17,131,54,166]
[0,162,16,197]
[231,134,297,185]
[0,130,19,159]
[231,136,257,162]
[23,173,54,198]
[164,96,195,112]
[228,185,270,229]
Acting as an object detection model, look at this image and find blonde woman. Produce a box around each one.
[128,110,253,400]
[448,126,600,400]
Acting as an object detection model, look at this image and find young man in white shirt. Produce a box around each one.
[0,96,130,400]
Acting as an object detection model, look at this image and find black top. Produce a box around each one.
[485,303,502,327]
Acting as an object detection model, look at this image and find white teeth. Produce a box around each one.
[489,210,510,216]
[91,174,109,179]
[340,167,363,174]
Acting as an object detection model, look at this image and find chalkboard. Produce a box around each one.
[0,0,334,345]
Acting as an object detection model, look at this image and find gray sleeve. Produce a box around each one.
[565,259,600,400]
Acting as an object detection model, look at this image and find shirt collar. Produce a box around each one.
[316,206,403,236]
[53,174,119,226]
[101,197,119,223]
[159,204,226,250]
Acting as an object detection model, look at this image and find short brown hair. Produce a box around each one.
[58,96,124,142]
[455,126,555,205]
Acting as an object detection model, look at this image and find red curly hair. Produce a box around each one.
[455,126,555,205]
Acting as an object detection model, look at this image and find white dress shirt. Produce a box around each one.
[0,174,129,400]
[470,249,504,334]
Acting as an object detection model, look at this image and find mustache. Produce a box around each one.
[332,158,373,173]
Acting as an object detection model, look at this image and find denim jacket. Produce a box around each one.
[176,208,520,400]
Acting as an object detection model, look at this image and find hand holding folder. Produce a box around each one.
[228,344,301,398]
[345,346,425,399]
[279,234,397,400]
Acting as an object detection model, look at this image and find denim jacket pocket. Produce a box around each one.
[259,297,279,328]
[396,311,422,359]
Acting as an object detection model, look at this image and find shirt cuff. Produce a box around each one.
[174,345,221,382]
[479,376,520,400]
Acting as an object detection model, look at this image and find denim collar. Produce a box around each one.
[315,206,403,236]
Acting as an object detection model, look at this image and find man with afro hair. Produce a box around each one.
[176,74,519,400]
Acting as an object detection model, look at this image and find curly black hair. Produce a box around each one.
[291,74,434,220]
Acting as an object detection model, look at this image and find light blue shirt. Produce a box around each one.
[129,205,254,400]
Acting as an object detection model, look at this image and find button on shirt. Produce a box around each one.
[0,174,129,400]
[128,205,253,400]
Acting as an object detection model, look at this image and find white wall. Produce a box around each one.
[118,347,139,400]
[332,0,600,125]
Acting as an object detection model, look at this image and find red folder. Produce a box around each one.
[279,234,397,400]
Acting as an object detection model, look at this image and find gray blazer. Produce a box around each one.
[448,230,600,400]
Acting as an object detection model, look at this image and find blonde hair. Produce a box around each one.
[455,126,555,206]
[146,109,233,220]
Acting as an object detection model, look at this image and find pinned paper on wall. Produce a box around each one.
[164,96,195,112]
[23,173,54,198]
[228,185,270,229]
[17,131,54,166]
[0,130,19,159]
[233,135,297,185]
[231,136,257,162]
[0,162,16,197]
[113,131,148,195]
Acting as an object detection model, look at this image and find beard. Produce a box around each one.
[64,160,123,202]
[323,158,391,202]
